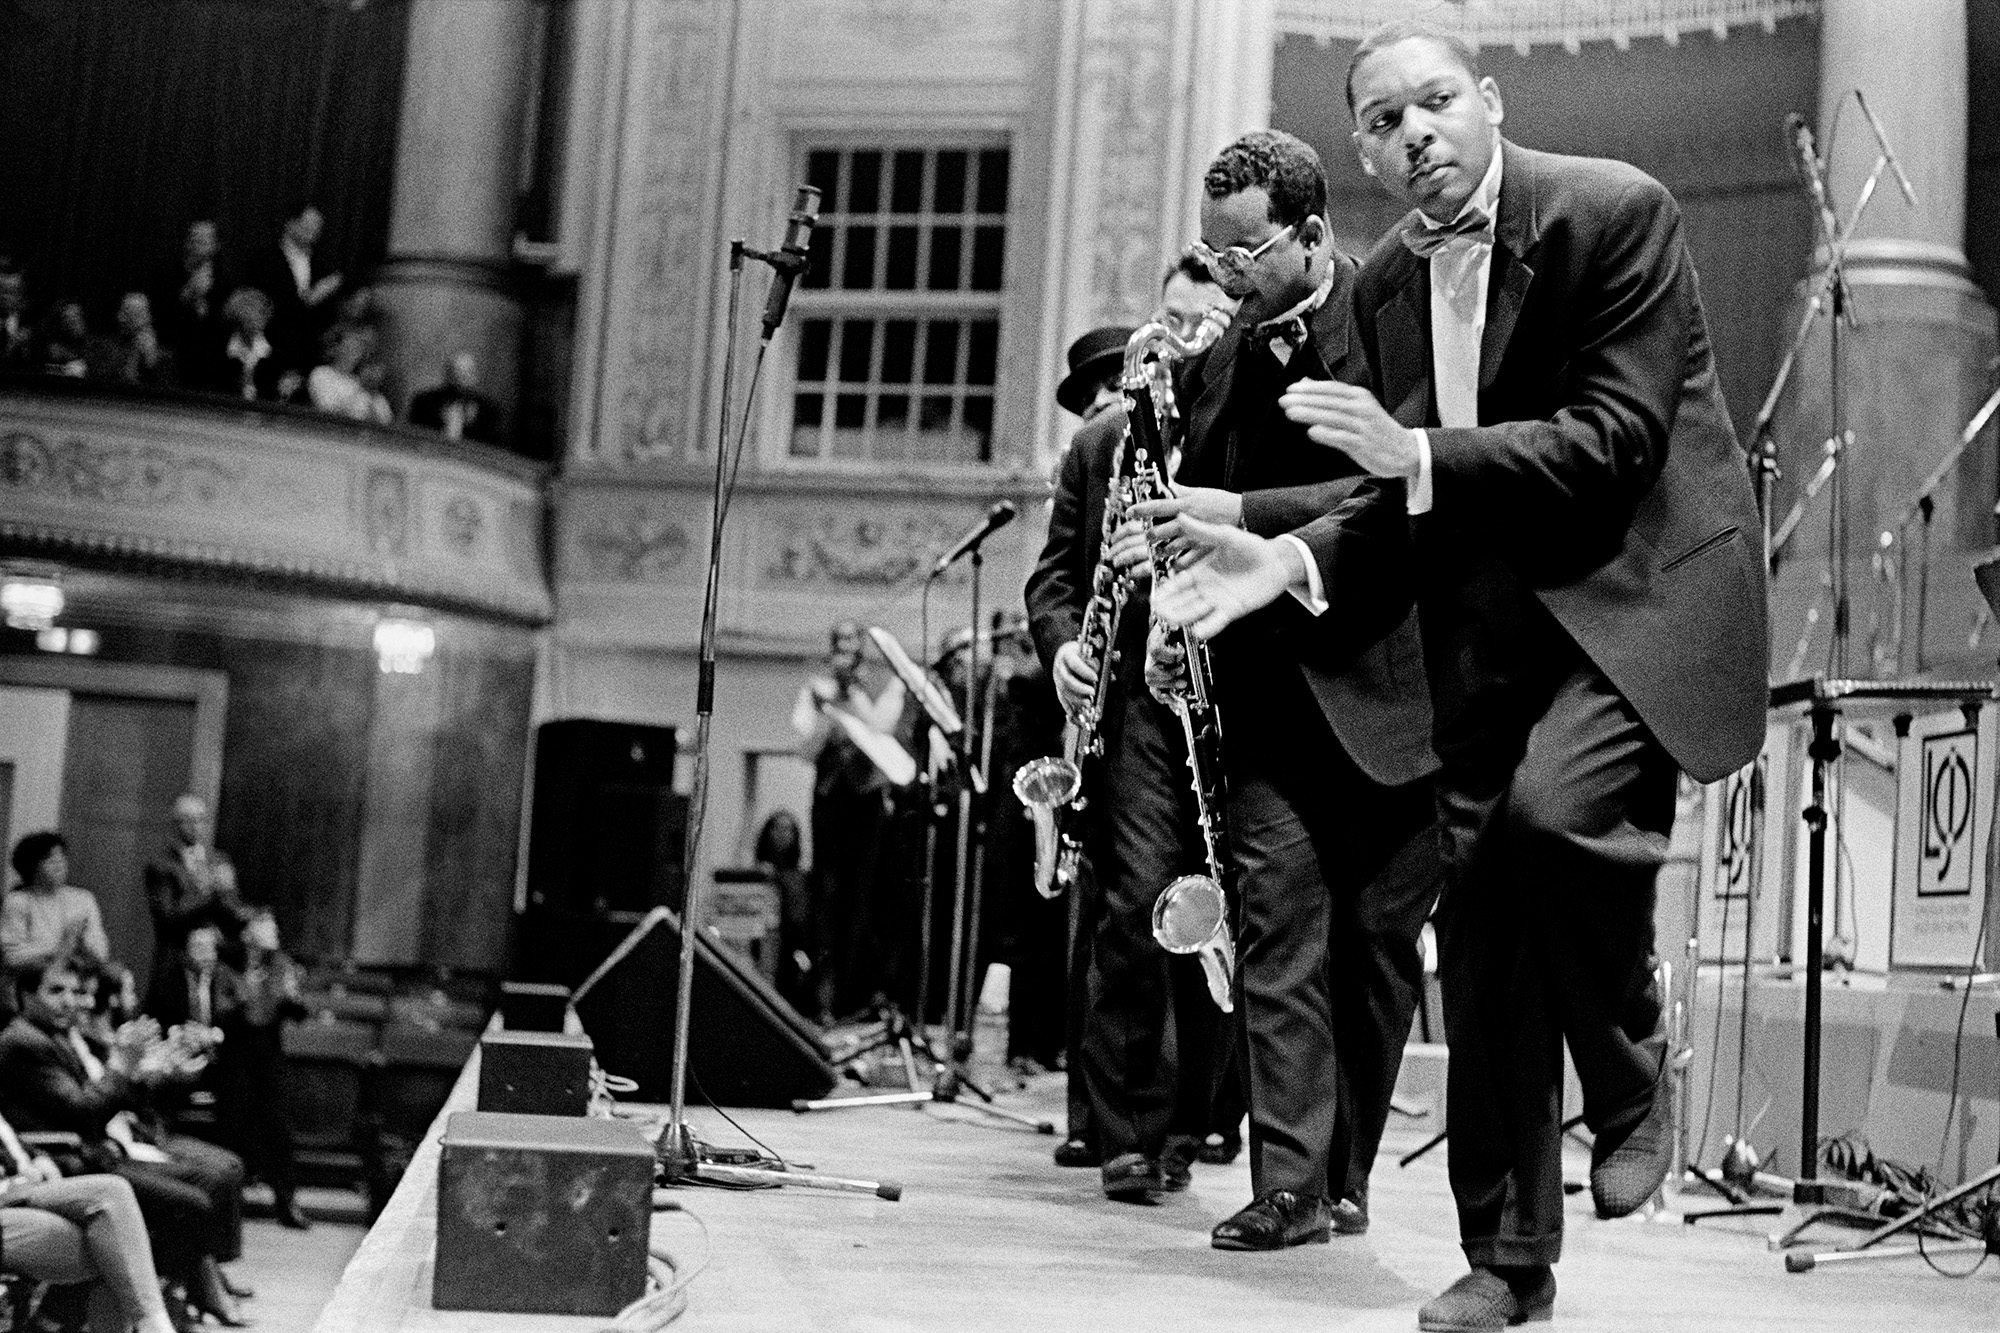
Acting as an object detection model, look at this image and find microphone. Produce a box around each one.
[760,185,821,341]
[931,500,1017,578]
[1852,91,1918,207]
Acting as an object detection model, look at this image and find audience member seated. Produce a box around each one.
[0,266,29,367]
[307,324,391,423]
[0,1113,179,1333]
[247,203,342,376]
[144,795,248,975]
[156,220,229,371]
[0,956,248,1327]
[91,293,178,389]
[36,301,90,378]
[3,833,112,1010]
[408,350,500,444]
[218,910,309,1230]
[189,288,289,402]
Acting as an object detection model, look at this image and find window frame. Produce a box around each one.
[763,131,1012,474]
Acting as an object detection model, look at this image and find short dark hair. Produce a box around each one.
[10,831,66,885]
[1161,251,1215,291]
[1203,130,1328,230]
[15,952,87,998]
[1345,20,1484,115]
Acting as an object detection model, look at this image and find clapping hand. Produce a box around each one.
[1277,379,1420,479]
[1146,515,1302,640]
[1106,518,1154,584]
[1144,622,1188,707]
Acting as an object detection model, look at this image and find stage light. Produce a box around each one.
[1,579,63,631]
[34,627,99,655]
[374,617,436,674]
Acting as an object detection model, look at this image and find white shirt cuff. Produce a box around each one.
[1406,428,1435,515]
[1276,533,1328,616]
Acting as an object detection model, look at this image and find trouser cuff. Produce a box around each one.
[1462,1234,1562,1268]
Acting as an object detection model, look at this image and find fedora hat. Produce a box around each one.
[1056,325,1134,417]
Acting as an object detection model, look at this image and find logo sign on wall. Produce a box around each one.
[1697,721,1798,965]
[1892,707,1999,970]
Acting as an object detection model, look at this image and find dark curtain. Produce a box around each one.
[0,0,408,325]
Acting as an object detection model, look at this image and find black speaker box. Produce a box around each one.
[499,980,570,1033]
[433,1111,654,1316]
[528,719,687,916]
[513,907,836,1108]
[478,1030,593,1116]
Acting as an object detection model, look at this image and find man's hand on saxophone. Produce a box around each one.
[1052,640,1097,715]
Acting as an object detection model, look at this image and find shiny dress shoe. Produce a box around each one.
[1197,1129,1241,1165]
[1328,1197,1370,1235]
[1417,1266,1555,1331]
[1589,1073,1674,1219]
[194,1257,250,1327]
[1159,1154,1193,1193]
[1053,1137,1100,1168]
[274,1195,313,1230]
[217,1265,255,1299]
[1101,1152,1164,1201]
[1210,1190,1332,1250]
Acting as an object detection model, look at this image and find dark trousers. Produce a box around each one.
[219,1026,299,1199]
[1064,856,1097,1144]
[1434,631,1677,1267]
[1079,687,1224,1162]
[114,1133,245,1273]
[1227,665,1436,1201]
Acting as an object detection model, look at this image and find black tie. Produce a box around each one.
[1398,207,1494,259]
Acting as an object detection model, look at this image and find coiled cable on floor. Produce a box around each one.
[598,1202,712,1331]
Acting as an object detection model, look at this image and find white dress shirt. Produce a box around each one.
[1407,148,1505,515]
[281,238,313,299]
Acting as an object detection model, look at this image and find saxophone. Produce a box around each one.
[1126,311,1237,1013]
[1014,311,1231,899]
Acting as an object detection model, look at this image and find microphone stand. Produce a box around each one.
[570,220,899,1202]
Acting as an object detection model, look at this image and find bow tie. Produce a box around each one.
[1253,314,1310,363]
[1399,207,1495,259]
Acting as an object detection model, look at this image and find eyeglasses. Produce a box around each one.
[1189,224,1297,285]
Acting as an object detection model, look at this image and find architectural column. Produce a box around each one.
[374,0,538,440]
[1769,0,1996,678]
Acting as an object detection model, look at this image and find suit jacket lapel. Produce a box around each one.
[1480,140,1541,394]
[1375,254,1433,428]
[1183,325,1241,480]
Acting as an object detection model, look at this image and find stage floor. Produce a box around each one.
[626,1072,1997,1332]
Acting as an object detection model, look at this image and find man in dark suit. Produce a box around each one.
[156,220,230,373]
[144,795,248,977]
[1152,26,1767,1328]
[409,350,503,445]
[246,203,343,376]
[0,955,249,1324]
[1135,130,1440,1249]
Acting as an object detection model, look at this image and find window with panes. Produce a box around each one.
[788,141,1009,465]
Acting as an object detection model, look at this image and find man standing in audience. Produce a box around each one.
[145,796,247,976]
[158,220,229,371]
[409,350,502,444]
[249,203,343,375]
[0,265,31,367]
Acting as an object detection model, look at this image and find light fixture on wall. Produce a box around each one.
[374,617,437,675]
[0,578,64,631]
[35,627,99,656]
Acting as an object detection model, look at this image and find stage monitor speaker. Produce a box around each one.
[434,1111,654,1317]
[515,907,836,1108]
[527,719,686,916]
[478,1030,592,1116]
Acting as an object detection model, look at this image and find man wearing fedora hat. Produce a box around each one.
[1055,325,1134,424]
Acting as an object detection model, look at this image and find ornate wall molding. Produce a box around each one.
[0,388,553,625]
[1273,0,1819,51]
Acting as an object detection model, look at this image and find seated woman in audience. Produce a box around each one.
[0,1111,180,1333]
[0,956,250,1326]
[307,323,391,423]
[91,292,178,389]
[3,833,112,1012]
[195,287,288,402]
[35,300,90,378]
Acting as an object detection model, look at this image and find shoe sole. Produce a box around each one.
[1416,1307,1552,1333]
[1210,1227,1331,1251]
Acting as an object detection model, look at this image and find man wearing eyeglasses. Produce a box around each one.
[1134,129,1439,1251]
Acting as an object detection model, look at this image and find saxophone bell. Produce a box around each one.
[1013,756,1083,899]
[1150,873,1234,1012]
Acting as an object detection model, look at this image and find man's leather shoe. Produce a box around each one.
[1329,1197,1369,1235]
[1053,1137,1099,1168]
[1417,1267,1555,1331]
[1101,1152,1164,1201]
[1210,1190,1331,1250]
[1197,1129,1241,1165]
[1589,1071,1674,1219]
[1160,1155,1192,1192]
